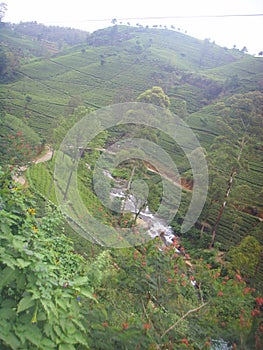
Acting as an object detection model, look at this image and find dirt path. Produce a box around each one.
[34,147,53,164]
[145,164,192,192]
[13,146,53,186]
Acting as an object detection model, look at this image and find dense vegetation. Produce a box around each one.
[0,20,263,349]
[1,168,263,349]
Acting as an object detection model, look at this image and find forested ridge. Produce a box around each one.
[0,20,263,349]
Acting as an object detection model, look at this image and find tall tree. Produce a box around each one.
[205,92,263,246]
[137,86,170,108]
[228,236,262,279]
[0,2,7,22]
[209,134,247,248]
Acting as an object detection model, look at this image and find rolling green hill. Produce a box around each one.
[1,23,263,287]
[1,25,262,136]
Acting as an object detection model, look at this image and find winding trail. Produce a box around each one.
[13,146,53,186]
[145,163,192,192]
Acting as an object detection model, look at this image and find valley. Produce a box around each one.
[0,21,263,350]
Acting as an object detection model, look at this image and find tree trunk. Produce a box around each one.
[209,168,236,249]
[63,158,76,201]
[133,201,147,224]
[63,148,81,201]
[120,165,136,216]
[200,197,213,238]
[209,136,246,249]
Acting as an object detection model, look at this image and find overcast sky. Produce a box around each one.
[4,0,263,55]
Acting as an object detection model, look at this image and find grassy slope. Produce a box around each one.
[207,57,263,92]
[1,25,247,137]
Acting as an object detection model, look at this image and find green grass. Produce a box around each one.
[27,160,57,204]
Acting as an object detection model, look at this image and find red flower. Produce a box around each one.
[167,278,172,283]
[213,272,220,279]
[235,274,243,282]
[243,287,251,295]
[218,291,224,297]
[122,322,129,330]
[181,338,189,346]
[102,322,108,327]
[255,297,263,306]
[251,309,260,317]
[133,251,139,259]
[143,323,151,330]
[204,340,211,347]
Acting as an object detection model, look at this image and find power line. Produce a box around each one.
[43,13,263,26]
[81,13,263,22]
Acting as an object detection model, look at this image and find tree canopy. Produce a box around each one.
[137,86,170,108]
[0,2,7,22]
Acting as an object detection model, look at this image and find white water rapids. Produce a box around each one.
[105,170,176,244]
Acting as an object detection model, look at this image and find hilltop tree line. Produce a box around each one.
[0,2,7,23]
[1,4,88,46]
[8,22,89,46]
[0,45,20,82]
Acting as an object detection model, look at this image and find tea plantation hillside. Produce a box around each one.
[1,23,263,287]
[2,24,263,138]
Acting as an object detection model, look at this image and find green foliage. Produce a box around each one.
[0,45,20,82]
[1,166,263,349]
[228,236,262,278]
[137,86,170,108]
[53,106,93,149]
[11,22,88,46]
[0,113,42,167]
[0,168,96,349]
[81,241,262,349]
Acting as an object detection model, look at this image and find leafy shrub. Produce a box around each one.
[0,168,96,349]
